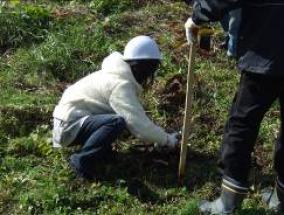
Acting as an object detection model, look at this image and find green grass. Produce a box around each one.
[0,0,281,214]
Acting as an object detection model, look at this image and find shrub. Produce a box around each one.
[0,4,51,50]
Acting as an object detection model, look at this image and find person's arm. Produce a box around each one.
[192,0,241,25]
[109,82,174,146]
[185,0,241,44]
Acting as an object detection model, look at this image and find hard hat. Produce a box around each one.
[123,36,161,61]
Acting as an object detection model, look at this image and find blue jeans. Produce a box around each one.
[220,9,242,57]
[70,114,126,179]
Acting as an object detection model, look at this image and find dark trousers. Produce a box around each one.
[219,72,284,186]
[70,114,126,177]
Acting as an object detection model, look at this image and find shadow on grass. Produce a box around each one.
[237,208,278,215]
[68,147,219,204]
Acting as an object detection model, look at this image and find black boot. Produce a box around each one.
[199,178,248,215]
[262,178,284,213]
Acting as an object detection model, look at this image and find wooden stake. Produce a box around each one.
[178,43,196,185]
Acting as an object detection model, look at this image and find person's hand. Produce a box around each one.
[185,17,199,45]
[166,132,180,149]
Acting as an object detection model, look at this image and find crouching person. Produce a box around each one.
[52,36,179,180]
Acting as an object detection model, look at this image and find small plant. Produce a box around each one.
[181,200,200,215]
[6,125,53,157]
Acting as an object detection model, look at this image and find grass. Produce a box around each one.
[0,0,281,214]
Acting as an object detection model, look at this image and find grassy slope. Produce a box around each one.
[0,0,279,214]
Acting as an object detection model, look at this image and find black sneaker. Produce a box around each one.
[69,157,96,181]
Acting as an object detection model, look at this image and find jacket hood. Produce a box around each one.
[101,52,142,91]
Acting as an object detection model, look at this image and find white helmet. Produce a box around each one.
[123,36,161,61]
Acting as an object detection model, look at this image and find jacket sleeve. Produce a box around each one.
[109,82,168,146]
[192,0,241,25]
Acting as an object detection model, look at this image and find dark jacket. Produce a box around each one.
[192,0,284,77]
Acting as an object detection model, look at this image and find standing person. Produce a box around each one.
[52,36,179,180]
[185,0,284,214]
[220,9,242,58]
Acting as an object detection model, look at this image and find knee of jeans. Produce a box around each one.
[114,116,126,129]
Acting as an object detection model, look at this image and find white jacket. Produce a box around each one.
[53,52,168,146]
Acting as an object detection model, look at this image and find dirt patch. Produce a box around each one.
[155,74,186,130]
[156,74,186,112]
